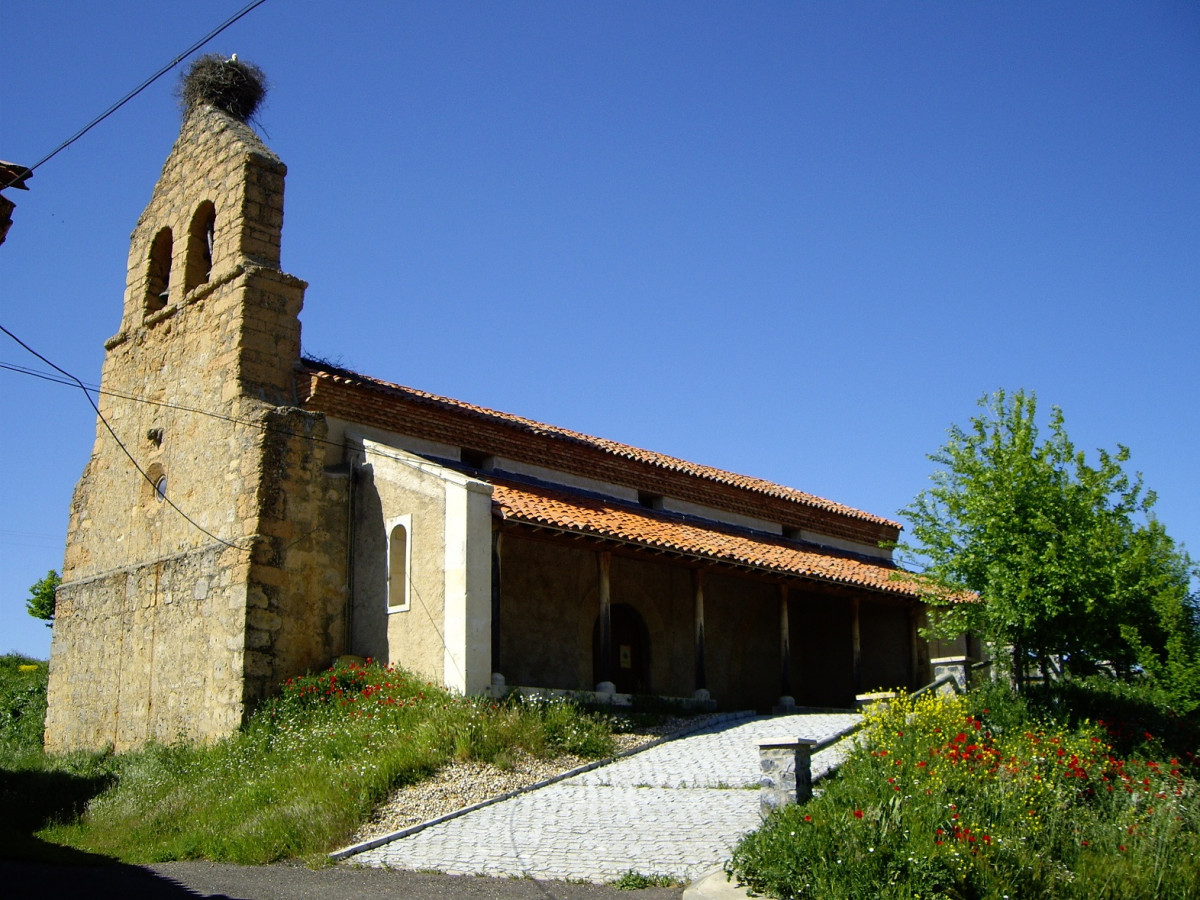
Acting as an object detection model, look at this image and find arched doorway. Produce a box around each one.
[593,603,651,694]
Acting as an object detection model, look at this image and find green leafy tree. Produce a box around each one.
[900,390,1197,693]
[26,569,59,626]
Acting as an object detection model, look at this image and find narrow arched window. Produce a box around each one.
[185,201,216,291]
[146,227,173,313]
[387,519,411,612]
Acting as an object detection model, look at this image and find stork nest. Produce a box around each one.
[178,54,267,122]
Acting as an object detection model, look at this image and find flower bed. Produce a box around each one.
[728,688,1199,899]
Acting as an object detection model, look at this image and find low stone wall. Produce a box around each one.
[45,543,249,753]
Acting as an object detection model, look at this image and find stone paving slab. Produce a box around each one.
[575,713,860,789]
[350,712,860,884]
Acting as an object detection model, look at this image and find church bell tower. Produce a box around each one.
[45,58,347,752]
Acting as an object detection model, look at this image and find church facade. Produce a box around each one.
[45,102,933,753]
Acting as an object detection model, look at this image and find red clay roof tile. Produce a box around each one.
[489,477,923,598]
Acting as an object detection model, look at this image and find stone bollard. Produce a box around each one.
[488,672,507,699]
[758,737,816,819]
[932,656,972,694]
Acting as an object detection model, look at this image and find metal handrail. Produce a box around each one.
[910,672,963,699]
[809,671,967,769]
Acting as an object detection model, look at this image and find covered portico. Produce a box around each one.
[487,477,929,712]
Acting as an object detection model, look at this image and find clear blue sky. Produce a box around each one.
[2,1,1197,659]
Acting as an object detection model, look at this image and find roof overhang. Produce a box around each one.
[489,477,924,600]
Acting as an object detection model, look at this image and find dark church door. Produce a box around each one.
[593,603,651,694]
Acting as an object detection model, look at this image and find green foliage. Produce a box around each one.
[727,686,1200,899]
[611,870,681,889]
[900,390,1198,695]
[17,660,613,864]
[25,569,59,625]
[0,655,49,763]
[999,676,1200,770]
[0,654,119,863]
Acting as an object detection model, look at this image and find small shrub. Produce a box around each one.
[501,691,615,759]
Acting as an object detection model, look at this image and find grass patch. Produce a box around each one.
[3,657,614,864]
[611,870,681,889]
[0,654,118,863]
[728,680,1200,899]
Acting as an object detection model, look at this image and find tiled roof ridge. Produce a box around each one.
[299,360,902,529]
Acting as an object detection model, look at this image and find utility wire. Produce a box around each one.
[3,340,459,554]
[2,0,270,190]
[2,357,356,459]
[3,338,497,668]
[0,324,252,553]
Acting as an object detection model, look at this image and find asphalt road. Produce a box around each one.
[1,859,685,899]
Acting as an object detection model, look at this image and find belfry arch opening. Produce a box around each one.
[185,201,216,292]
[145,227,173,313]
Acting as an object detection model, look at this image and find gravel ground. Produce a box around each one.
[350,716,720,845]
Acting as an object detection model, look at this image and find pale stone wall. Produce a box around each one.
[45,546,249,751]
[786,528,892,561]
[441,475,494,694]
[347,437,492,693]
[487,458,640,503]
[322,416,460,470]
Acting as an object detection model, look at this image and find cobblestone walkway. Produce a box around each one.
[348,712,860,884]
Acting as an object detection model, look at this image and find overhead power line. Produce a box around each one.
[0,324,252,553]
[1,357,340,454]
[2,0,270,190]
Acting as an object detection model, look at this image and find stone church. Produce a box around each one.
[44,97,939,753]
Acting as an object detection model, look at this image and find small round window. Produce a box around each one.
[154,475,167,502]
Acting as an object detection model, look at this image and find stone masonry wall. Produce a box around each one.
[244,406,348,706]
[46,103,344,752]
[45,544,250,752]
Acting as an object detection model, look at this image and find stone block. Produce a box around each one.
[244,651,273,677]
[248,608,283,632]
[250,564,285,587]
[758,737,815,819]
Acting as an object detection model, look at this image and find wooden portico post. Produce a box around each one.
[596,550,614,694]
[909,605,920,690]
[693,569,708,700]
[851,596,863,696]
[490,531,503,692]
[778,584,795,710]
